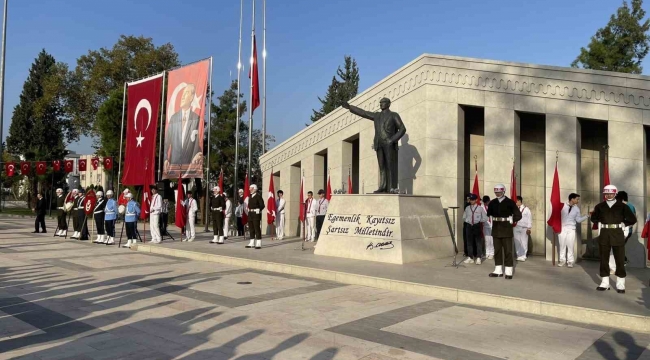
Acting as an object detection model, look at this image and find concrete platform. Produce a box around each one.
[131,231,650,334]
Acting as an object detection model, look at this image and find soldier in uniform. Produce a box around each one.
[123,193,141,248]
[591,185,637,293]
[70,189,81,239]
[55,188,67,237]
[93,191,106,243]
[246,184,265,249]
[486,184,522,279]
[210,186,226,244]
[224,194,233,241]
[104,190,117,245]
[77,189,89,240]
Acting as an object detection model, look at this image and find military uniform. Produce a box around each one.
[76,193,89,240]
[55,192,67,236]
[210,190,226,244]
[246,188,265,249]
[486,184,522,279]
[93,195,106,243]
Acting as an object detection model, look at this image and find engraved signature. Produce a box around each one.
[366,241,394,250]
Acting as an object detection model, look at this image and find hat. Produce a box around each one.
[250,184,257,191]
[97,191,103,197]
[603,185,617,194]
[72,189,78,194]
[123,189,129,194]
[79,189,85,194]
[106,190,114,196]
[213,186,220,192]
[494,184,506,193]
[468,194,478,200]
[317,189,325,195]
[56,188,63,193]
[125,193,132,199]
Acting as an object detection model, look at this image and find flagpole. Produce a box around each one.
[262,0,266,154]
[157,71,166,181]
[204,56,214,232]
[117,82,127,193]
[234,0,243,204]
[247,0,255,180]
[0,0,8,213]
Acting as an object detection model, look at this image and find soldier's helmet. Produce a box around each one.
[494,184,506,193]
[106,190,114,196]
[603,185,618,194]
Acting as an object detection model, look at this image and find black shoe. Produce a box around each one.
[255,246,261,249]
[505,275,513,280]
[245,245,252,248]
[596,286,610,291]
[41,231,46,234]
[31,231,39,233]
[488,273,503,278]
[616,289,625,294]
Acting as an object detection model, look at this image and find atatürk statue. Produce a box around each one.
[343,98,406,193]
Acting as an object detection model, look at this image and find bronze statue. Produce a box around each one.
[342,98,406,193]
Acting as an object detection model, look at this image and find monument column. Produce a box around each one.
[484,93,520,201]
[285,165,302,237]
[608,106,646,268]
[544,112,580,261]
[328,141,353,193]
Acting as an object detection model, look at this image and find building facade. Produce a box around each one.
[259,54,650,268]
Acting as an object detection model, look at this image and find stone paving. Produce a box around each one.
[1,217,650,359]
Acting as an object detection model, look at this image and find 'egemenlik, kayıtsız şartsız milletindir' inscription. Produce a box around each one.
[323,214,397,239]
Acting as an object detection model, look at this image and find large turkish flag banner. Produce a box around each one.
[162,60,209,180]
[122,73,163,186]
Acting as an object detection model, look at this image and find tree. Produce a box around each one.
[207,80,274,196]
[6,50,71,201]
[61,35,180,139]
[571,0,650,74]
[311,55,359,122]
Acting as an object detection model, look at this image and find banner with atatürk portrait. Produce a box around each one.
[162,59,209,179]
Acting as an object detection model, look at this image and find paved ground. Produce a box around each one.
[2,217,650,359]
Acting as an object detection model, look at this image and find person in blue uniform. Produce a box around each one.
[123,193,141,248]
[103,190,117,245]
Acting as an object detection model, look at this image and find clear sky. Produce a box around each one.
[0,0,640,155]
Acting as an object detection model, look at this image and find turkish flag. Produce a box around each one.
[348,173,353,194]
[510,164,517,200]
[4,162,15,177]
[53,160,61,172]
[123,73,163,186]
[242,173,250,225]
[20,162,30,176]
[326,175,332,201]
[91,157,99,170]
[547,162,564,234]
[141,188,151,220]
[219,169,224,195]
[248,35,260,114]
[79,159,87,172]
[103,157,113,170]
[84,189,97,216]
[163,61,209,180]
[267,171,276,224]
[36,161,47,175]
[299,176,305,222]
[472,161,481,205]
[175,178,186,229]
[64,160,74,173]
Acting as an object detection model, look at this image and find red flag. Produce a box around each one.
[299,176,305,222]
[118,191,129,207]
[91,157,99,170]
[242,173,250,225]
[219,169,224,195]
[472,160,481,205]
[4,162,15,177]
[175,178,186,229]
[83,189,97,216]
[141,188,151,220]
[36,161,47,175]
[162,61,209,180]
[267,172,276,224]
[103,157,113,170]
[53,160,61,172]
[642,218,650,239]
[123,73,163,186]
[64,160,74,173]
[20,162,30,176]
[547,162,564,234]
[326,175,332,201]
[78,159,87,172]
[248,35,260,114]
[348,173,353,194]
[510,164,517,200]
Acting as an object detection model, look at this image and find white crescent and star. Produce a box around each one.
[134,99,152,148]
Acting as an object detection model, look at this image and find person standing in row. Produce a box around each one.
[558,193,588,268]
[223,195,232,241]
[514,196,532,262]
[210,186,226,244]
[305,191,316,242]
[487,184,522,280]
[463,194,487,265]
[103,190,117,245]
[123,193,140,248]
[149,187,162,244]
[32,193,47,234]
[275,190,285,240]
[246,184,265,249]
[185,192,198,242]
[482,196,494,260]
[591,185,636,293]
[315,189,329,241]
[54,188,67,237]
[70,189,81,239]
[160,198,169,235]
[615,191,636,266]
[92,191,106,243]
[236,189,245,236]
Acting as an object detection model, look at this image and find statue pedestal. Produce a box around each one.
[313,194,455,264]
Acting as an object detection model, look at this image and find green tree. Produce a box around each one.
[6,50,71,200]
[62,35,180,139]
[571,0,650,73]
[311,55,359,122]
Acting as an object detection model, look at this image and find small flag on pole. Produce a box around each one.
[299,175,305,222]
[249,36,260,113]
[267,171,276,224]
[547,161,564,234]
[326,175,332,201]
[472,156,481,205]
